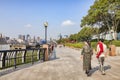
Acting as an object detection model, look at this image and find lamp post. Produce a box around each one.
[44,22,48,44]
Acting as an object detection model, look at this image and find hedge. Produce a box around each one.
[65,40,120,49]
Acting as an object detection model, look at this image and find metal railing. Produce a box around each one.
[0,48,46,69]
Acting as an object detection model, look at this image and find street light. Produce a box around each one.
[44,22,48,44]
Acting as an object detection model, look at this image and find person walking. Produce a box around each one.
[96,39,107,75]
[81,41,93,76]
[49,44,56,60]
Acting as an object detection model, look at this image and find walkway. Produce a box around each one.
[0,47,120,80]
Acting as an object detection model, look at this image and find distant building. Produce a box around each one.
[117,32,120,40]
[26,34,31,42]
[10,44,26,50]
[92,31,120,40]
[37,36,41,43]
[18,35,25,41]
[0,38,10,50]
[26,34,30,41]
[0,38,7,44]
[5,37,10,40]
[17,39,24,43]
[0,33,2,38]
[23,35,25,41]
[33,36,36,42]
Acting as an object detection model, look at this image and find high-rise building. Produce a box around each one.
[0,33,2,38]
[18,35,22,39]
[18,35,25,41]
[26,34,31,42]
[33,36,35,42]
[5,37,10,40]
[23,35,25,41]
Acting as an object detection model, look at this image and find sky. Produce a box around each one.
[0,0,94,40]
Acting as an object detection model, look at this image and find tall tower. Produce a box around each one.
[0,33,2,38]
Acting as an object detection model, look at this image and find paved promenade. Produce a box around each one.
[0,46,120,80]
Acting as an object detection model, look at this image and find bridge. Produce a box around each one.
[0,46,120,80]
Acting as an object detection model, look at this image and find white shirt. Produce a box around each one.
[97,43,107,57]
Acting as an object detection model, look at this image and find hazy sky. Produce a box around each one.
[0,0,94,40]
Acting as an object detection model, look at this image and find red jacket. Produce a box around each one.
[96,41,103,58]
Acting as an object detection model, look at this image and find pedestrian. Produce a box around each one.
[96,39,107,75]
[63,44,65,47]
[81,40,93,76]
[49,44,56,60]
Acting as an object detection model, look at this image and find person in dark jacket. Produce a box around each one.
[81,41,93,76]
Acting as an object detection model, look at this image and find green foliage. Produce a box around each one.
[58,0,120,43]
[65,43,84,48]
[57,38,67,44]
[66,42,96,49]
[69,34,77,41]
[68,26,99,42]
[81,0,120,33]
[91,42,97,49]
[108,40,120,46]
[91,40,120,49]
[65,40,120,49]
[77,26,98,41]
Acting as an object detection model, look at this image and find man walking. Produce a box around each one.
[96,39,107,75]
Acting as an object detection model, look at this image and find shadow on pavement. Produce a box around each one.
[89,65,111,76]
[49,57,60,61]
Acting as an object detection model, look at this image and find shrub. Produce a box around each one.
[111,40,120,46]
[91,42,97,49]
[65,40,120,49]
[65,43,84,48]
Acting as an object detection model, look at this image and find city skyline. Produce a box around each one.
[0,0,94,40]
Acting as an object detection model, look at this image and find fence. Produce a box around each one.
[0,48,46,69]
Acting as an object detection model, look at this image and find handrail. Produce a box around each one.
[0,48,46,69]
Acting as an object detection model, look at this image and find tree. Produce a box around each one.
[69,34,77,42]
[81,0,120,40]
[77,26,98,41]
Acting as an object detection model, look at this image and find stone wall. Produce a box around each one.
[116,47,120,56]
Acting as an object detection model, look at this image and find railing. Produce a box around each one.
[0,48,46,69]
